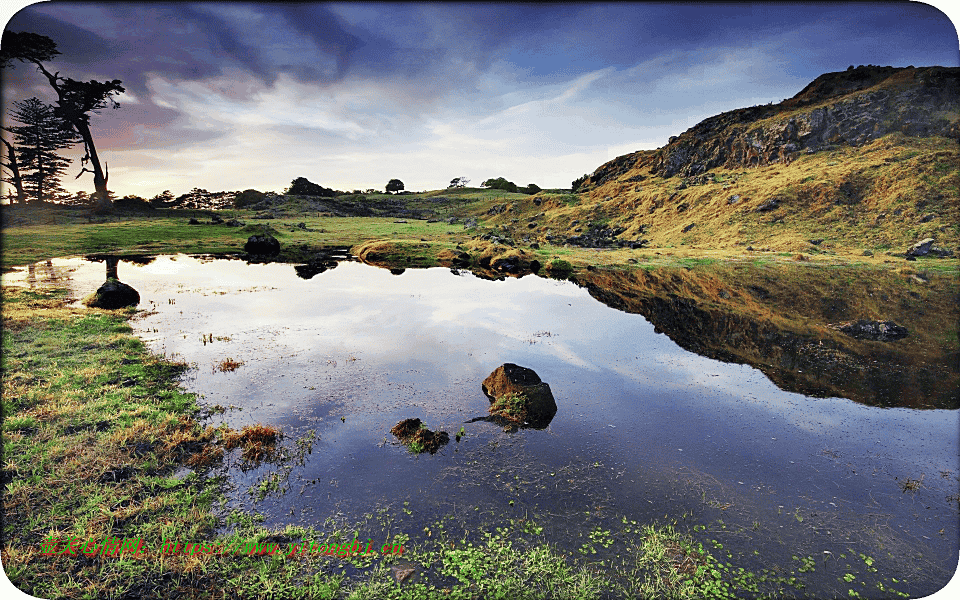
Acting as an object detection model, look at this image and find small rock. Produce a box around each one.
[390,419,449,454]
[682,223,695,233]
[906,238,935,257]
[756,198,780,212]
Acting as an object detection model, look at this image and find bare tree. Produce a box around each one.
[2,31,124,213]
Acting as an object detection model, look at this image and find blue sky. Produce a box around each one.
[1,1,958,198]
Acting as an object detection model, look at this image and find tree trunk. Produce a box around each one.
[75,120,112,213]
[0,137,26,204]
[35,135,44,205]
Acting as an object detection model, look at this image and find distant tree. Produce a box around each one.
[481,177,519,193]
[58,190,92,206]
[114,194,154,211]
[385,178,404,193]
[364,188,378,194]
[571,174,590,192]
[234,189,266,208]
[449,176,470,188]
[149,190,174,207]
[2,31,125,213]
[286,176,335,197]
[5,97,82,204]
[524,183,541,195]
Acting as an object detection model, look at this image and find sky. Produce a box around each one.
[1,1,958,199]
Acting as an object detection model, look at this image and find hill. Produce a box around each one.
[477,65,959,258]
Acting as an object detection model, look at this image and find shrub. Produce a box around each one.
[114,195,155,211]
[234,189,266,208]
[571,174,590,192]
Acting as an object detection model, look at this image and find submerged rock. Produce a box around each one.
[84,279,140,309]
[833,319,908,341]
[482,363,557,429]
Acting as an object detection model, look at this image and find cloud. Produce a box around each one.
[3,2,957,197]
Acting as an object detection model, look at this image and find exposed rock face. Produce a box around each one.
[245,234,281,256]
[580,66,959,186]
[654,67,959,178]
[833,320,909,341]
[84,279,140,309]
[482,364,557,429]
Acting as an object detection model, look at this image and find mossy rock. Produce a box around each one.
[482,364,557,428]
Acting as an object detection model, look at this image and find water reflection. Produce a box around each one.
[572,265,958,409]
[3,254,957,596]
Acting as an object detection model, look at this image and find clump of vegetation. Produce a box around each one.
[489,392,529,424]
[546,258,573,273]
[286,176,337,197]
[215,357,243,372]
[223,424,281,462]
[896,473,925,494]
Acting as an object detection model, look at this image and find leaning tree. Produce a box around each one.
[1,31,124,213]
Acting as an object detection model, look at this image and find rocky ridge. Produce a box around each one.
[586,66,959,185]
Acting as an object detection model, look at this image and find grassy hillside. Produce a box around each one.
[532,133,958,256]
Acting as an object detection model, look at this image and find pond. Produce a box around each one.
[5,254,958,597]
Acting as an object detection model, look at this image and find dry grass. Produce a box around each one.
[504,133,960,256]
[215,357,243,372]
[222,424,281,462]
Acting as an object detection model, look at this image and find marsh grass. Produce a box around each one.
[215,357,244,372]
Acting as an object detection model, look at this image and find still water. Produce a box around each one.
[6,254,958,596]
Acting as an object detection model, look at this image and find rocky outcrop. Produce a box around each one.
[585,66,960,180]
[482,364,557,428]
